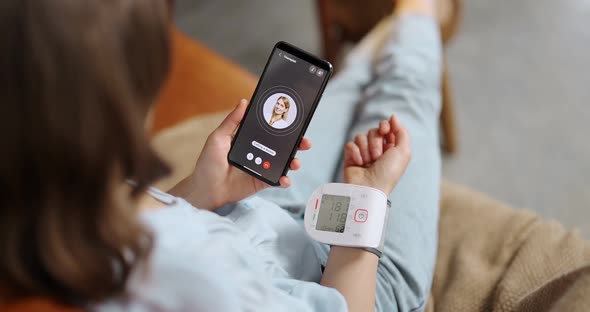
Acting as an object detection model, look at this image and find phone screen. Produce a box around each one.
[228,42,332,185]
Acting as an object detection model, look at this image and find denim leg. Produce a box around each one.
[339,15,442,312]
[260,14,442,312]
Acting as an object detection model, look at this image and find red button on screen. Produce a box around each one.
[263,161,271,169]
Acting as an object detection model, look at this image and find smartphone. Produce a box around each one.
[228,41,333,186]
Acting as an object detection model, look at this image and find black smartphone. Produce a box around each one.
[228,41,333,186]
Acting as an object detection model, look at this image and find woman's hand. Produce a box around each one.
[343,115,411,195]
[171,99,311,211]
[325,116,410,312]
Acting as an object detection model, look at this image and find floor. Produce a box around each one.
[175,0,590,237]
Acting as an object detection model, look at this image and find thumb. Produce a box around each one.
[216,99,248,136]
[374,127,411,177]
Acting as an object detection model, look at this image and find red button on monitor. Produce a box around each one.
[263,161,271,169]
[354,209,368,223]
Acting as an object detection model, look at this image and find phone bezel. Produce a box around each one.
[227,41,333,186]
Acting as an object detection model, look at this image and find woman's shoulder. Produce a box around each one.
[95,239,255,311]
[272,118,289,129]
[141,190,243,249]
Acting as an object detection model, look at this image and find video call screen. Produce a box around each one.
[229,46,330,184]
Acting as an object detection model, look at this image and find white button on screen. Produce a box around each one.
[246,153,254,161]
[252,141,276,156]
[255,157,262,165]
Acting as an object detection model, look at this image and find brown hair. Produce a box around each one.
[0,0,170,306]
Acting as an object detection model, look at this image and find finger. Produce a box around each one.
[289,158,301,170]
[216,99,248,136]
[384,126,411,152]
[354,134,372,164]
[344,142,364,166]
[384,126,410,157]
[384,115,410,154]
[279,176,291,188]
[395,127,411,154]
[384,115,399,146]
[298,137,312,151]
[391,115,407,146]
[390,114,403,133]
[380,126,411,174]
[367,128,384,160]
[379,120,390,136]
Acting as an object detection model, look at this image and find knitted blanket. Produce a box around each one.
[428,181,590,312]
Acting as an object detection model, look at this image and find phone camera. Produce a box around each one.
[309,65,317,74]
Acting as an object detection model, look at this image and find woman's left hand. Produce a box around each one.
[172,99,311,211]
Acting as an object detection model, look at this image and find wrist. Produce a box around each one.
[305,183,390,259]
[342,179,391,196]
[329,246,380,260]
[168,174,220,210]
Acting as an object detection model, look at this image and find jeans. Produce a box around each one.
[258,15,442,312]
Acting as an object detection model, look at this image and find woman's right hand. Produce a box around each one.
[343,115,411,195]
[169,99,311,211]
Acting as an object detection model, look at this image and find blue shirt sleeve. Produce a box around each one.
[95,195,347,312]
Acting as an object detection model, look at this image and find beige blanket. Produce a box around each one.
[431,181,590,312]
[153,113,590,312]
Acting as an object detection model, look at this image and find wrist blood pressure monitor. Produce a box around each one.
[304,183,391,257]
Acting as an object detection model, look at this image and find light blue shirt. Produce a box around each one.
[96,188,347,311]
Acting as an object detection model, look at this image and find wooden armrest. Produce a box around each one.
[316,0,463,64]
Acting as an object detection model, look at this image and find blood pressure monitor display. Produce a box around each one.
[315,194,351,233]
[305,183,389,250]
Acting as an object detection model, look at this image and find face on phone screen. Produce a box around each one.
[228,44,331,185]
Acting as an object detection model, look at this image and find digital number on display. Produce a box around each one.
[315,194,351,233]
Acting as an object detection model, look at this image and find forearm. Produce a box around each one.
[320,247,379,312]
[323,1,438,310]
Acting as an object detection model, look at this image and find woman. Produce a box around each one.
[0,0,440,311]
[268,95,291,128]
